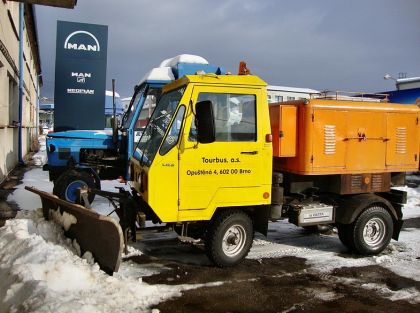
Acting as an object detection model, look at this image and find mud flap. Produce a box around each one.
[25,186,123,274]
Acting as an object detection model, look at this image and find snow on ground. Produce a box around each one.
[6,168,53,211]
[246,185,420,303]
[395,184,420,219]
[3,167,420,310]
[0,209,221,313]
[6,167,127,218]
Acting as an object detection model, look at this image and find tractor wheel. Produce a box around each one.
[53,170,96,204]
[351,205,393,255]
[205,209,253,267]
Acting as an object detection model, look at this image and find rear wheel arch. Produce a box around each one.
[338,204,394,255]
[335,194,398,225]
[336,194,399,255]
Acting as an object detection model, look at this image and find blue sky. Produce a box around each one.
[36,0,420,98]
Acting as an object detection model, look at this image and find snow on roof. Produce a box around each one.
[137,66,175,86]
[105,90,121,97]
[267,85,320,94]
[159,54,209,68]
[397,77,420,84]
[137,54,209,86]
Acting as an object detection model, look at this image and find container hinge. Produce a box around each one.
[178,199,181,206]
[178,152,181,160]
[312,113,314,122]
[416,116,419,125]
[310,155,314,163]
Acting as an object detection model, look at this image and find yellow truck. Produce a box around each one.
[28,70,419,274]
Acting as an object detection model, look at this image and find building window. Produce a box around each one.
[30,104,34,123]
[8,76,18,125]
[287,96,295,101]
[275,95,283,102]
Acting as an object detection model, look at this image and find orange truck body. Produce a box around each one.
[270,99,420,176]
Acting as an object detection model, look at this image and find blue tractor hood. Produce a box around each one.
[48,129,114,140]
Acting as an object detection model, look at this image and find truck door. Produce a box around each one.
[178,86,265,220]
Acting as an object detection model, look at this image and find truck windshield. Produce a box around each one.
[122,85,147,129]
[122,84,161,129]
[135,86,185,166]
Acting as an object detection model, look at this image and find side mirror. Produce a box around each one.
[195,100,215,144]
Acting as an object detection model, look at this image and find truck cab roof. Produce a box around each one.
[162,74,268,93]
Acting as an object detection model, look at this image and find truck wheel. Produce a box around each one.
[53,170,96,204]
[205,210,253,267]
[350,205,393,255]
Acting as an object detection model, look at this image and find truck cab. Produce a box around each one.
[132,74,273,222]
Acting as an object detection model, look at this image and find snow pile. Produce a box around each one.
[32,151,47,166]
[50,209,77,231]
[32,136,47,166]
[0,209,197,313]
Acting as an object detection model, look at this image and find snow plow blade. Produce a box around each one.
[25,186,124,274]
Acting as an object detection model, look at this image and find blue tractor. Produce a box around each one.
[44,55,225,203]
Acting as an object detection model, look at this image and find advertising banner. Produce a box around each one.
[54,21,108,131]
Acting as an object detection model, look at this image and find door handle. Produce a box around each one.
[241,151,258,155]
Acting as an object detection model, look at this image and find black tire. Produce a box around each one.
[337,223,355,250]
[205,209,253,267]
[350,206,393,255]
[53,170,96,204]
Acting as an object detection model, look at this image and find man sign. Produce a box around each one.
[54,21,108,131]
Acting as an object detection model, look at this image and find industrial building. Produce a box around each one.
[0,1,41,182]
[382,76,420,104]
[267,85,320,103]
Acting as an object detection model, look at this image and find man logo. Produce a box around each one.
[64,30,100,52]
[72,72,92,83]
